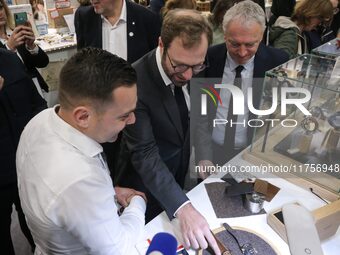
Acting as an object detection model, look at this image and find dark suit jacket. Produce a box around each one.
[0,49,47,187]
[194,43,289,162]
[0,42,49,92]
[115,49,190,221]
[74,0,161,63]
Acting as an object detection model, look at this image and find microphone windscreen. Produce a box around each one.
[146,232,178,255]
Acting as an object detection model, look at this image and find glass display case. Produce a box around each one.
[312,38,340,59]
[243,54,340,201]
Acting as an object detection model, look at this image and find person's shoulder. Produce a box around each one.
[75,5,95,16]
[258,43,289,62]
[0,48,20,63]
[132,49,155,69]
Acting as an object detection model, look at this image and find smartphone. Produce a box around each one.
[14,12,28,26]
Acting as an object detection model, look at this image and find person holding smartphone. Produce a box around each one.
[0,0,49,93]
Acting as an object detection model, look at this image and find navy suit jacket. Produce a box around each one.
[194,43,289,162]
[115,49,190,221]
[0,49,47,186]
[0,42,49,92]
[74,0,161,63]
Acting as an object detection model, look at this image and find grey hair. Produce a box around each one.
[222,0,266,33]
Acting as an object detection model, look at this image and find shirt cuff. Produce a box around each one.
[5,43,17,52]
[128,195,147,213]
[26,44,39,54]
[173,200,191,218]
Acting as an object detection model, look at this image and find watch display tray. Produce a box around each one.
[199,226,279,255]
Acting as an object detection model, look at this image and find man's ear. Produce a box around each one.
[158,37,163,49]
[73,106,91,129]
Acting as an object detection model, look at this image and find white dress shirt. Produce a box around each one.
[102,0,127,60]
[16,107,146,255]
[212,53,254,149]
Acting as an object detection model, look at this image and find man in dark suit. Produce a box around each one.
[195,0,289,167]
[74,0,161,63]
[115,9,220,254]
[75,0,161,174]
[0,49,47,254]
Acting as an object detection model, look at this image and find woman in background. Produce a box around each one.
[0,0,49,93]
[269,0,333,58]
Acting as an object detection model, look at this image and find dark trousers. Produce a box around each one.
[0,184,35,254]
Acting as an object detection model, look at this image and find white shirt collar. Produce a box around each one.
[156,46,173,87]
[51,105,103,158]
[226,52,255,71]
[101,0,127,26]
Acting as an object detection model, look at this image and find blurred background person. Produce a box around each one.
[269,0,333,58]
[0,0,49,94]
[161,0,196,17]
[268,0,296,26]
[0,48,46,255]
[305,0,340,49]
[149,0,164,14]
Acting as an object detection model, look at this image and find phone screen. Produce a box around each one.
[14,12,28,26]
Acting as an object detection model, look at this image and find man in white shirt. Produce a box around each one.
[74,0,161,176]
[16,48,146,254]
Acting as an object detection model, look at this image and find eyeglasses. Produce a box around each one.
[166,51,208,74]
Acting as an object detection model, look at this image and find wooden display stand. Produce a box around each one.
[267,200,340,243]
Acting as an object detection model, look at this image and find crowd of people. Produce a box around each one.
[1,0,339,254]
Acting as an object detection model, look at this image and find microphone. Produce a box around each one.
[146,232,178,255]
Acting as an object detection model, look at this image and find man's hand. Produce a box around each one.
[197,160,215,180]
[176,203,221,255]
[114,186,147,207]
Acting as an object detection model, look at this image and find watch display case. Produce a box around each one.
[243,54,340,201]
[312,38,340,59]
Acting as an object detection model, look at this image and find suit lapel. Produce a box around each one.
[253,44,267,110]
[126,0,137,63]
[147,51,184,140]
[91,8,102,48]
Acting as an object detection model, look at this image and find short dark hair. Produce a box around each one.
[161,9,213,50]
[59,47,136,110]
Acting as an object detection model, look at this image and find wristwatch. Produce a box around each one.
[210,230,232,255]
[301,116,319,134]
[222,223,257,255]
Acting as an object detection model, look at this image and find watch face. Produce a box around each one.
[301,117,319,133]
[241,243,257,254]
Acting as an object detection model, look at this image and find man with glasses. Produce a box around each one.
[115,9,221,254]
[196,0,289,166]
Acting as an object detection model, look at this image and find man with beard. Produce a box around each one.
[115,9,220,254]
